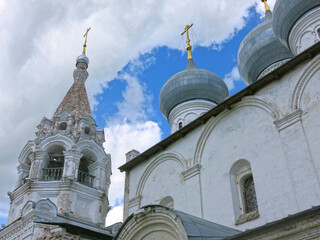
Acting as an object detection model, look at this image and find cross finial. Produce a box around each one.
[181,24,193,60]
[261,0,270,11]
[82,27,91,55]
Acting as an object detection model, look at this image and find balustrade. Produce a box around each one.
[42,167,63,181]
[78,170,95,188]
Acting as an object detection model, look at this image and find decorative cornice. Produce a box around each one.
[274,110,302,131]
[182,164,201,181]
[235,209,259,225]
[119,41,320,172]
[129,195,142,208]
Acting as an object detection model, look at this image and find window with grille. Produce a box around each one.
[243,175,258,213]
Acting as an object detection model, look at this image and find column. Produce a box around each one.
[62,150,82,181]
[275,110,320,210]
[29,149,48,181]
[15,163,31,188]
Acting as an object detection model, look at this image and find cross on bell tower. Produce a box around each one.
[1,29,114,240]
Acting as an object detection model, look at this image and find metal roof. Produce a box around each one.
[119,41,320,172]
[171,207,241,239]
[273,0,320,49]
[237,10,293,85]
[113,205,240,240]
[159,59,229,119]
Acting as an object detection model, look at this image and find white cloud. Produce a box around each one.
[103,65,162,225]
[255,0,277,15]
[0,0,261,221]
[104,121,162,215]
[223,66,242,90]
[105,205,123,226]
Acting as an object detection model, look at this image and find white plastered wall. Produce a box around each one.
[126,55,320,231]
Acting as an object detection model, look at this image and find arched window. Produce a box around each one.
[178,122,183,130]
[160,196,174,208]
[78,157,95,188]
[43,145,65,181]
[84,126,91,134]
[230,160,259,225]
[317,28,320,38]
[242,175,258,213]
[58,122,67,130]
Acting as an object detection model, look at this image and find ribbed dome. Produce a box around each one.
[237,10,293,85]
[159,59,229,119]
[273,0,320,48]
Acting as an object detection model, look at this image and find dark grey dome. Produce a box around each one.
[237,11,293,85]
[273,0,320,48]
[159,59,229,119]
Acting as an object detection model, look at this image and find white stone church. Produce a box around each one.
[1,0,320,239]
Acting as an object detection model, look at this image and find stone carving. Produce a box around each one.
[35,199,58,216]
[66,160,75,177]
[235,209,259,225]
[57,192,72,215]
[257,59,291,80]
[73,68,88,82]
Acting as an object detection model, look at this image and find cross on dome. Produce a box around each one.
[181,24,193,60]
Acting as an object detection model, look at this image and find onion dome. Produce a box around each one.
[237,1,293,85]
[273,0,320,49]
[76,54,89,69]
[159,58,229,119]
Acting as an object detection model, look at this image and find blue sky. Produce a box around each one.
[0,0,274,227]
[94,8,261,137]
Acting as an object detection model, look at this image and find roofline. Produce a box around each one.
[225,205,320,239]
[113,204,240,239]
[119,41,320,172]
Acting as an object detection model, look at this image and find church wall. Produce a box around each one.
[125,54,320,232]
[127,128,204,216]
[199,106,296,230]
[296,56,320,186]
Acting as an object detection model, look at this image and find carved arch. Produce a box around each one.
[76,139,107,162]
[38,134,75,152]
[115,206,188,240]
[136,152,187,197]
[35,198,58,216]
[291,55,320,111]
[18,141,36,164]
[21,200,36,217]
[194,96,281,165]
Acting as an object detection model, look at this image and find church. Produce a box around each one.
[1,0,320,239]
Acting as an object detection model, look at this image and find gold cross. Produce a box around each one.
[82,27,91,54]
[261,0,270,11]
[181,24,193,59]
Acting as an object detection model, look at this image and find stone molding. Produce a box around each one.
[168,99,216,134]
[291,55,320,111]
[135,152,187,196]
[115,206,189,240]
[182,164,201,181]
[129,195,142,208]
[257,59,291,80]
[274,110,302,131]
[194,96,281,165]
[235,209,259,225]
[0,213,33,240]
[289,6,320,55]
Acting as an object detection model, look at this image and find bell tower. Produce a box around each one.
[1,29,114,240]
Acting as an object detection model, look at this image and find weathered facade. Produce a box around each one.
[0,52,115,239]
